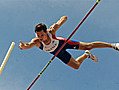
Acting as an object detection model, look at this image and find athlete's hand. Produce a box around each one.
[19,40,25,50]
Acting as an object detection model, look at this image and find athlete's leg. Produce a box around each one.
[67,50,98,69]
[79,41,113,50]
[67,53,87,69]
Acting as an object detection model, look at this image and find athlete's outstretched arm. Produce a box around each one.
[19,38,40,50]
[48,16,67,35]
[56,16,67,29]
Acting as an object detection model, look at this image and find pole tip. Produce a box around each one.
[12,42,15,45]
[97,0,100,4]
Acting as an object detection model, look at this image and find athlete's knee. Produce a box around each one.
[67,60,80,70]
[73,62,82,70]
[73,65,80,70]
[67,63,80,70]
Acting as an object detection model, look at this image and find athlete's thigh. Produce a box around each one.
[67,56,80,69]
[66,39,80,49]
[78,42,90,50]
[56,50,71,64]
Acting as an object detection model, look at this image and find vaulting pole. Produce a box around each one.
[27,0,101,89]
[0,42,15,76]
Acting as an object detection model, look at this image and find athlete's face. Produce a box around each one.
[36,30,48,42]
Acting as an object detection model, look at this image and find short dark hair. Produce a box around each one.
[34,23,47,33]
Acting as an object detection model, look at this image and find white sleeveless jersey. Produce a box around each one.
[40,33,59,52]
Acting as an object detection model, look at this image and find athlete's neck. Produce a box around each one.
[43,34,51,45]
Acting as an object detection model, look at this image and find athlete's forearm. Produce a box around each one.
[47,16,68,34]
[21,43,35,49]
[23,43,31,49]
[49,16,67,32]
[56,16,67,27]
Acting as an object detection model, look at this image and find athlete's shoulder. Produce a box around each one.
[31,37,39,42]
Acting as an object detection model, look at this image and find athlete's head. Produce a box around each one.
[35,23,47,33]
[35,23,48,42]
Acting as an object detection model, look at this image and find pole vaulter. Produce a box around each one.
[27,0,101,89]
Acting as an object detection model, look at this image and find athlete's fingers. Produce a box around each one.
[19,40,24,45]
[19,45,23,50]
[19,40,24,50]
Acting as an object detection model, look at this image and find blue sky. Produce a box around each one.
[0,0,119,90]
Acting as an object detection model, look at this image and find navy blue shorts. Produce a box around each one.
[50,37,80,64]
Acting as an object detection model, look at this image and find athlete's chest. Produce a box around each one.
[41,33,59,52]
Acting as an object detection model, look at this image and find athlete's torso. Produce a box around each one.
[40,32,59,52]
[39,32,80,64]
[39,32,80,54]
